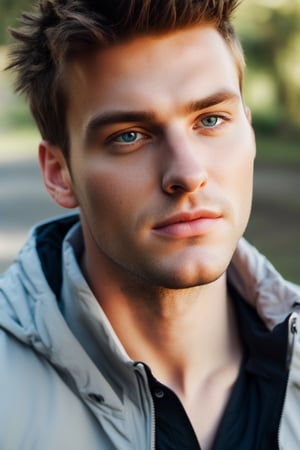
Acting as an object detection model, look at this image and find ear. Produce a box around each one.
[39,141,79,209]
[245,105,252,124]
[244,106,257,159]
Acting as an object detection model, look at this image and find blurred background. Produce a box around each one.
[0,0,299,282]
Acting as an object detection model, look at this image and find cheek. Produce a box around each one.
[215,129,255,215]
[77,159,151,226]
[230,147,255,221]
[227,124,255,183]
[85,174,127,219]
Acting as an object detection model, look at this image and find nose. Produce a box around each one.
[161,133,208,195]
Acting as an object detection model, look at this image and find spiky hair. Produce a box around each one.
[8,0,244,158]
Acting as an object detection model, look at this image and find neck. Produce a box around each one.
[83,248,241,399]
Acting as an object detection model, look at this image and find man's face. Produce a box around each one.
[64,25,256,289]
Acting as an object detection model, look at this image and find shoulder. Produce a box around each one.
[0,328,105,449]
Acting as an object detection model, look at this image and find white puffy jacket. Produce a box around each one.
[0,215,299,449]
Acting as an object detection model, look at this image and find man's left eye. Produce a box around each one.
[115,131,142,143]
[200,116,220,128]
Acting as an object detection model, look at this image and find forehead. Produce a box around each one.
[66,26,241,126]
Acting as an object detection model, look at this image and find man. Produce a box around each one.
[1,0,299,449]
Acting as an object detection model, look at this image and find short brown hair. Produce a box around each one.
[7,0,244,159]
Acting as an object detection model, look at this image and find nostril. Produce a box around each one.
[166,184,184,195]
[162,173,208,195]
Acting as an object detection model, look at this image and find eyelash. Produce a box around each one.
[106,114,230,149]
[195,114,229,130]
[113,130,146,144]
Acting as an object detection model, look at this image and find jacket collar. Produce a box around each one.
[228,238,300,330]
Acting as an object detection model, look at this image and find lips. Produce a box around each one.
[152,210,222,239]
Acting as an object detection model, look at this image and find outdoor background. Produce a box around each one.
[0,0,299,282]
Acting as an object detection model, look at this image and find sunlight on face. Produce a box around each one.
[63,25,256,290]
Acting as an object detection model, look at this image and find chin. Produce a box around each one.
[168,272,225,289]
[143,262,227,290]
[169,251,231,287]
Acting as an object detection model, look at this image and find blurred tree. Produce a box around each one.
[0,0,32,43]
[235,0,300,136]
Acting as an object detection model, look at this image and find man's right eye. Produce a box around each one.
[113,131,144,144]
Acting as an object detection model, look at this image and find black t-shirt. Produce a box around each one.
[145,286,290,450]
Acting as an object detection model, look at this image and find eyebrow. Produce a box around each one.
[84,89,239,143]
[184,90,240,114]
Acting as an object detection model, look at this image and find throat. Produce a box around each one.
[91,269,243,450]
[98,273,242,392]
[145,324,242,450]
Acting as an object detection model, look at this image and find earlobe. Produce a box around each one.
[39,141,79,209]
[244,107,257,159]
[245,106,252,124]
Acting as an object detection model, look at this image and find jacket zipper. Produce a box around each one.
[134,363,156,450]
[277,313,298,449]
[149,387,156,450]
[286,315,298,369]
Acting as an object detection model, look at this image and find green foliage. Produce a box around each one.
[234,0,300,135]
[255,133,300,165]
[0,0,33,44]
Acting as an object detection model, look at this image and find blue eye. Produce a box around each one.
[201,116,219,128]
[108,129,150,152]
[116,131,140,143]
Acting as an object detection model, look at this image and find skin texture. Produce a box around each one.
[39,25,256,449]
[42,26,255,290]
